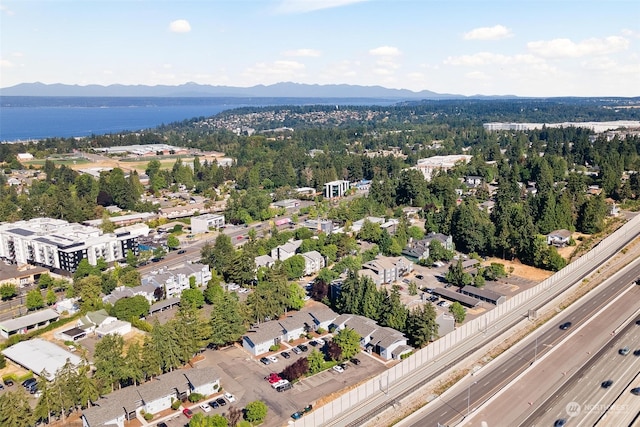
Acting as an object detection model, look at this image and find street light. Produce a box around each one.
[468,380,478,417]
[534,336,553,363]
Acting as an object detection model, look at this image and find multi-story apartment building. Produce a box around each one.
[0,218,138,273]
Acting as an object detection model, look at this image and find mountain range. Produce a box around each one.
[0,81,515,100]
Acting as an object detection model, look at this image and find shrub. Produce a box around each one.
[400,351,414,360]
[0,353,5,369]
[171,399,181,410]
[317,327,327,335]
[269,344,281,352]
[143,413,153,421]
[244,400,268,424]
[188,392,204,402]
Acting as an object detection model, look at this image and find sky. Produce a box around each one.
[1,0,639,97]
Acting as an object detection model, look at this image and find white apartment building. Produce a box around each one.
[412,155,473,181]
[191,213,226,233]
[324,180,350,199]
[141,263,212,299]
[0,218,138,273]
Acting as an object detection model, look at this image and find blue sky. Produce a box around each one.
[1,0,638,96]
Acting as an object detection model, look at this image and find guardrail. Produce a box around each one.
[292,214,640,427]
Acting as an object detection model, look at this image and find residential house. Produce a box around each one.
[546,229,572,247]
[81,367,220,427]
[331,314,412,360]
[76,309,131,337]
[465,175,483,187]
[242,306,338,356]
[423,232,454,251]
[255,254,275,269]
[141,263,211,299]
[302,219,333,234]
[361,256,413,285]
[242,321,285,356]
[271,239,302,261]
[301,251,325,276]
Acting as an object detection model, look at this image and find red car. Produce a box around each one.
[183,408,193,419]
[265,373,282,384]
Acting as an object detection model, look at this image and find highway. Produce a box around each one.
[400,260,640,427]
[519,309,640,427]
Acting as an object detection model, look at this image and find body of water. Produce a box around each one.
[0,96,395,142]
[0,97,235,142]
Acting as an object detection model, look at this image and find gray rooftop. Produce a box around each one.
[460,285,505,302]
[2,338,82,381]
[244,321,284,346]
[0,308,59,333]
[433,288,481,307]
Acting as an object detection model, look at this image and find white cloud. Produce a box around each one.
[282,48,321,57]
[0,5,15,16]
[465,71,489,80]
[369,46,401,57]
[373,68,393,75]
[163,64,173,69]
[463,25,512,41]
[444,52,543,66]
[1,59,15,68]
[527,36,629,58]
[169,19,191,33]
[11,52,23,57]
[274,0,369,14]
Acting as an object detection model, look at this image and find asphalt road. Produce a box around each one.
[520,308,640,427]
[403,259,640,427]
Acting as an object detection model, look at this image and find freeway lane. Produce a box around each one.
[519,310,640,427]
[402,260,640,427]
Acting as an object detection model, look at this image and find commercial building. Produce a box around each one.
[324,180,350,199]
[0,308,60,339]
[190,213,226,233]
[0,218,138,273]
[412,155,473,181]
[2,338,82,380]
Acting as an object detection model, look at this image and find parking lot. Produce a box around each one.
[189,339,387,427]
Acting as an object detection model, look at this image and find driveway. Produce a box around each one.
[193,343,386,426]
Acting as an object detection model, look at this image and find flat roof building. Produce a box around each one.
[190,213,226,234]
[0,308,60,339]
[0,218,138,273]
[2,338,82,380]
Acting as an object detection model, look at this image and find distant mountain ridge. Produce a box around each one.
[1,81,513,100]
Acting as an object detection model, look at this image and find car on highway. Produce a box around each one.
[559,322,572,330]
[601,380,613,389]
[619,346,630,355]
[631,387,640,396]
[554,420,566,427]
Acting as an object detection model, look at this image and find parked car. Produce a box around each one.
[332,365,345,373]
[22,378,37,388]
[415,274,424,280]
[271,379,290,389]
[183,408,193,419]
[350,358,361,365]
[157,423,168,427]
[267,355,278,363]
[216,397,227,406]
[292,346,302,355]
[223,392,236,403]
[315,338,325,346]
[210,400,220,409]
[177,249,186,254]
[199,403,212,413]
[339,363,348,370]
[291,412,303,420]
[277,382,293,392]
[266,373,282,384]
[260,357,271,365]
[3,379,14,387]
[297,344,308,352]
[281,351,291,359]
